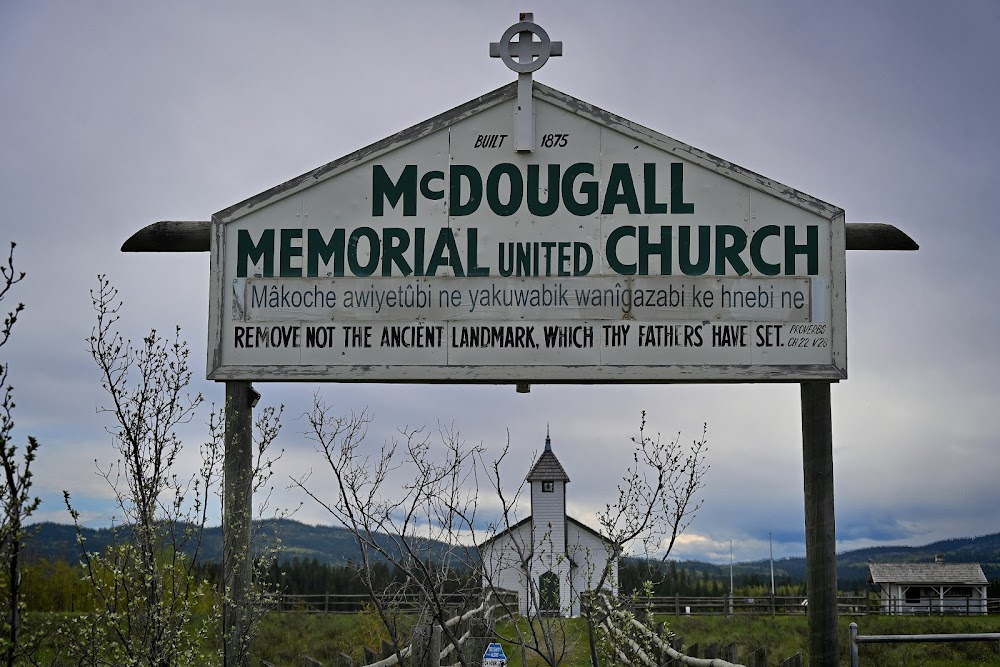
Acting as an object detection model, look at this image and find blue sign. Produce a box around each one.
[482,643,507,661]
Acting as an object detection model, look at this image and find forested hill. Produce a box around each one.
[740,533,1000,590]
[24,519,1000,590]
[652,533,1000,592]
[23,518,459,566]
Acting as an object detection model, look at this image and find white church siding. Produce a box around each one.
[480,519,533,615]
[567,518,618,617]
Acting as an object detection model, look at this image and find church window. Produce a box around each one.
[542,481,554,493]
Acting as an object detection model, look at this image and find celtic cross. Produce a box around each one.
[490,13,563,152]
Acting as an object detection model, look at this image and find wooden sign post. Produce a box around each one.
[222,381,254,666]
[801,382,838,665]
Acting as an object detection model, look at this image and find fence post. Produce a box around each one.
[675,593,679,616]
[849,622,859,667]
[303,658,323,667]
[364,648,377,665]
[428,625,442,667]
[748,646,767,667]
[381,640,395,661]
[722,642,739,662]
[337,653,353,667]
[687,643,699,658]
[779,654,802,667]
[705,642,718,658]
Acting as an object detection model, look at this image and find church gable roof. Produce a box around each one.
[526,450,570,482]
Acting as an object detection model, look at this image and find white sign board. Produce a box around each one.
[208,84,846,383]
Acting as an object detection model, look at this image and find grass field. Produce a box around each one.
[252,612,1000,667]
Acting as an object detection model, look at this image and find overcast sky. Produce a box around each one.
[2,1,998,564]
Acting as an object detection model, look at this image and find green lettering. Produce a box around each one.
[382,228,411,277]
[602,163,640,215]
[639,226,672,275]
[527,164,560,216]
[466,228,489,276]
[419,171,445,200]
[606,225,636,275]
[450,165,482,216]
[237,229,274,277]
[750,225,780,276]
[427,228,464,276]
[348,227,380,277]
[279,228,303,277]
[785,225,819,275]
[679,226,710,275]
[372,165,417,216]
[643,163,669,214]
[486,163,523,216]
[715,225,748,275]
[670,163,694,214]
[562,163,598,216]
[307,228,345,277]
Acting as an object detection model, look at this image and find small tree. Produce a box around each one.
[0,242,40,667]
[62,276,283,667]
[583,412,708,667]
[208,399,285,667]
[293,395,483,667]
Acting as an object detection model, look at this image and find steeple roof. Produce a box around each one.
[526,428,570,482]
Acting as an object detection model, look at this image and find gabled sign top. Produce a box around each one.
[490,13,562,153]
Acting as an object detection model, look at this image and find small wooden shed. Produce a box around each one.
[867,558,988,615]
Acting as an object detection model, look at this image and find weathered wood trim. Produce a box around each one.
[206,363,847,383]
[207,215,226,378]
[120,220,211,252]
[844,223,919,250]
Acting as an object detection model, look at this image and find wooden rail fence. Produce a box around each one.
[636,594,998,617]
[594,592,799,667]
[260,592,999,616]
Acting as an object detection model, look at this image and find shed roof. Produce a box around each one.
[867,563,988,586]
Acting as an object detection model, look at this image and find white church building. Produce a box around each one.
[478,432,617,617]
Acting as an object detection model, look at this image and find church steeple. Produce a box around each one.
[526,428,570,483]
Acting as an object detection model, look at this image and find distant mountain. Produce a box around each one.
[24,520,1000,590]
[23,519,461,567]
[696,534,1000,590]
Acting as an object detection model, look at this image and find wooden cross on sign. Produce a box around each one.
[490,13,563,152]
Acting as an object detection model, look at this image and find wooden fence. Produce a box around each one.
[637,594,999,617]
[261,592,999,617]
[594,592,803,667]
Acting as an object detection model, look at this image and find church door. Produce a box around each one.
[539,570,560,615]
